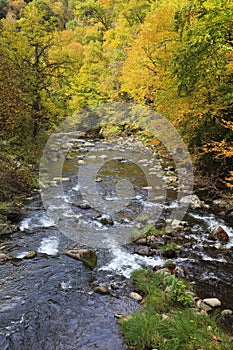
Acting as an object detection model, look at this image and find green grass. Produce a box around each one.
[120,270,233,350]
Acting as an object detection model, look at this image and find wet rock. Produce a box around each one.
[203,298,221,308]
[110,284,119,290]
[94,286,110,294]
[134,245,151,256]
[24,251,37,259]
[129,292,143,301]
[98,215,114,225]
[0,224,18,236]
[221,309,233,316]
[65,249,97,269]
[78,201,92,209]
[209,226,229,242]
[0,253,12,261]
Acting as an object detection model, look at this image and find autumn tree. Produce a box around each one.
[0,0,74,139]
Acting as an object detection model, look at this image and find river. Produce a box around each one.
[0,136,233,349]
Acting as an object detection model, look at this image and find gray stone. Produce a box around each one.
[65,249,97,269]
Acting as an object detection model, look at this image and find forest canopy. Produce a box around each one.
[0,0,232,189]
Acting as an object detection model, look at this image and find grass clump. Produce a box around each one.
[121,270,233,350]
[132,224,166,239]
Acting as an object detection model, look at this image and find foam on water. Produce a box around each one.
[190,213,233,247]
[72,184,80,191]
[100,242,164,278]
[19,214,56,231]
[37,236,59,255]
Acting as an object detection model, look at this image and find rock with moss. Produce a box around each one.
[0,223,18,236]
[65,249,97,269]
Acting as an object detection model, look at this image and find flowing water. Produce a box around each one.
[0,136,233,349]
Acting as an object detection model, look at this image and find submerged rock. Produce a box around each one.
[65,249,97,269]
[209,226,229,242]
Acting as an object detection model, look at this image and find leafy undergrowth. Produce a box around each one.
[120,270,233,350]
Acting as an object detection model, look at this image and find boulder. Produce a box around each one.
[203,298,221,308]
[65,249,97,269]
[209,226,229,242]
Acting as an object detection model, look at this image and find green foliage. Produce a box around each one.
[163,273,194,307]
[121,270,233,350]
[160,242,180,254]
